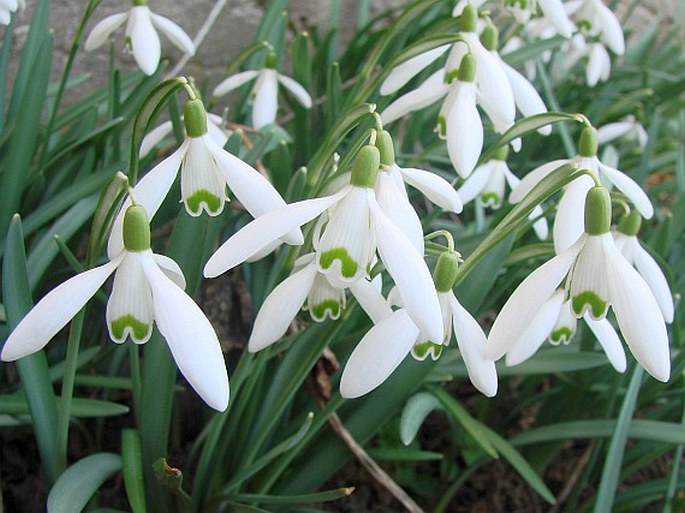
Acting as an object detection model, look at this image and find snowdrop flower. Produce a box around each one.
[108,98,302,257]
[140,111,231,157]
[488,186,670,382]
[84,0,195,76]
[1,205,229,410]
[511,126,653,253]
[340,250,497,398]
[597,115,648,149]
[613,210,674,323]
[375,130,463,253]
[458,146,548,239]
[567,0,625,56]
[0,0,23,25]
[204,144,444,344]
[213,51,312,129]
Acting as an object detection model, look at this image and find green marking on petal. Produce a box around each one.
[310,300,341,321]
[411,341,443,361]
[550,327,574,345]
[111,315,151,342]
[437,116,447,137]
[481,192,501,209]
[184,190,223,216]
[571,291,608,319]
[319,248,358,279]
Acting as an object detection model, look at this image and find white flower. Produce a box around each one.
[597,115,648,149]
[511,126,653,253]
[340,251,497,398]
[1,205,229,411]
[488,187,670,382]
[213,53,312,129]
[567,0,625,56]
[0,0,23,25]
[84,4,195,76]
[108,98,302,257]
[585,41,612,87]
[140,112,231,157]
[204,144,444,344]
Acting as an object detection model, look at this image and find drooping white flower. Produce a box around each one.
[204,144,444,344]
[1,205,229,411]
[84,2,195,76]
[597,115,648,149]
[567,0,625,56]
[140,112,231,157]
[613,210,674,323]
[488,186,670,382]
[511,126,654,253]
[213,51,312,129]
[0,0,23,25]
[340,251,497,398]
[108,98,302,257]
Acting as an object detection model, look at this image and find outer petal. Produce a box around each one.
[153,254,186,290]
[476,47,516,126]
[486,237,584,360]
[456,161,492,206]
[553,174,594,254]
[530,205,549,240]
[84,12,129,51]
[277,74,313,108]
[597,122,632,145]
[595,1,625,55]
[598,162,654,219]
[380,69,449,124]
[509,159,570,203]
[252,69,279,129]
[505,290,565,367]
[248,263,317,352]
[400,166,463,212]
[501,60,551,135]
[213,70,259,97]
[204,187,350,278]
[141,253,230,411]
[539,0,575,38]
[349,279,393,324]
[127,6,161,76]
[149,13,195,55]
[1,260,120,361]
[633,242,674,323]
[445,81,482,178]
[380,45,450,95]
[450,294,498,397]
[604,238,670,382]
[376,171,424,254]
[585,316,626,372]
[139,120,173,157]
[586,44,610,87]
[371,199,443,344]
[340,309,420,399]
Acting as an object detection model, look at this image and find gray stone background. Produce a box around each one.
[5,0,684,96]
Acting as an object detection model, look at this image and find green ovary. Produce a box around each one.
[310,300,341,321]
[550,327,574,345]
[571,291,607,319]
[185,190,222,216]
[111,315,151,342]
[319,248,358,279]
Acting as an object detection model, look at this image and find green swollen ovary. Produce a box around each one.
[310,300,341,321]
[319,247,359,279]
[185,190,222,216]
[111,315,151,342]
[550,326,574,344]
[571,291,607,319]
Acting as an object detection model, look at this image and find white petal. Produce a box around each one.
[506,290,565,367]
[150,13,195,55]
[501,60,551,135]
[476,47,516,125]
[539,0,575,38]
[153,254,186,290]
[595,2,625,55]
[180,137,228,216]
[245,239,282,263]
[340,309,419,399]
[450,294,498,397]
[487,237,584,360]
[204,187,350,278]
[584,316,626,372]
[140,120,173,157]
[445,81,482,178]
[586,44,610,87]
[206,115,231,147]
[1,260,119,361]
[633,242,674,323]
[305,274,346,321]
[400,166,463,212]
[248,263,317,352]
[349,278,393,324]
[84,12,129,51]
[597,122,632,145]
[380,70,449,124]
[598,162,654,219]
[380,45,450,96]
[456,162,491,206]
[252,69,279,129]
[509,159,569,203]
[553,174,594,254]
[213,70,259,97]
[127,6,161,76]
[277,73,312,108]
[371,199,444,344]
[376,171,424,254]
[141,253,229,411]
[530,205,549,240]
[108,139,189,258]
[604,237,670,382]
[569,234,612,319]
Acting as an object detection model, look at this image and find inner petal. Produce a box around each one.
[181,137,228,217]
[568,234,610,319]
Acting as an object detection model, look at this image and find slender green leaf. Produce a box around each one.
[399,392,443,445]
[0,395,128,417]
[230,488,354,505]
[122,430,147,513]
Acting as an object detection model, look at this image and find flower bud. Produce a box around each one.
[458,54,476,83]
[578,126,598,157]
[123,204,151,252]
[616,209,642,237]
[350,145,380,188]
[183,99,208,138]
[376,130,395,167]
[481,24,498,52]
[584,186,611,236]
[461,4,478,33]
[433,251,460,293]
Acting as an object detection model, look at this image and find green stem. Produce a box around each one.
[129,344,142,425]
